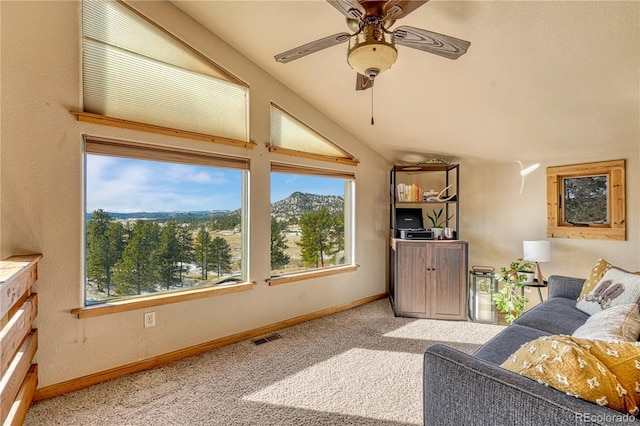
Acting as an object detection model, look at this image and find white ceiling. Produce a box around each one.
[171,1,639,164]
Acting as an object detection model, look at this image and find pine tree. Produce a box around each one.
[176,225,194,283]
[86,209,125,296]
[297,207,342,268]
[158,221,180,290]
[195,226,212,280]
[113,220,160,295]
[270,217,290,270]
[210,236,232,277]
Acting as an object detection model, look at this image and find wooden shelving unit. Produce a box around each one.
[388,164,468,320]
[390,163,460,237]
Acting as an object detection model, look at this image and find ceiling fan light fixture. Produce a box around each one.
[347,23,397,77]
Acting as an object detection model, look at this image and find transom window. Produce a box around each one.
[82,0,248,139]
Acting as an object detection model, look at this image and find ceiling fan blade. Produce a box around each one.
[384,0,429,20]
[326,0,365,20]
[394,25,470,60]
[275,33,351,63]
[355,73,374,91]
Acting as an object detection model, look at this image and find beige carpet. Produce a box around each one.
[25,299,503,425]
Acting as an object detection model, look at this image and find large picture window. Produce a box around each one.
[270,163,355,279]
[84,138,249,306]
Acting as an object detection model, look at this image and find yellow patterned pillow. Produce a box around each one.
[502,335,640,415]
[577,259,613,302]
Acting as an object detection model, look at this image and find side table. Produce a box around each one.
[521,278,548,303]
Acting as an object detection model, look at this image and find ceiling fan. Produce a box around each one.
[274,0,471,91]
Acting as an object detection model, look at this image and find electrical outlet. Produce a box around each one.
[144,311,155,328]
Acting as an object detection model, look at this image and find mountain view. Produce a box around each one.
[88,192,344,224]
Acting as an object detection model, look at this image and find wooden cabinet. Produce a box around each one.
[391,239,468,320]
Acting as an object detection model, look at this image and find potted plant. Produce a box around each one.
[492,259,532,325]
[426,208,453,239]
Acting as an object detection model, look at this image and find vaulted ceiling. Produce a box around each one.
[171,1,639,164]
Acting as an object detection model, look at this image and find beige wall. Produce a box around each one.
[461,149,640,308]
[0,1,389,387]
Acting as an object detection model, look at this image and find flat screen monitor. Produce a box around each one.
[395,208,424,230]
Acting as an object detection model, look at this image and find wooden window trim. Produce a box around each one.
[546,159,626,240]
[71,282,256,319]
[267,265,359,286]
[72,111,256,150]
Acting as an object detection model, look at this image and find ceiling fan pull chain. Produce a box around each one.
[371,85,375,125]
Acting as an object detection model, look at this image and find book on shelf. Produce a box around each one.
[396,183,423,202]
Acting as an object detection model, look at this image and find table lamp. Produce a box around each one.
[522,240,551,283]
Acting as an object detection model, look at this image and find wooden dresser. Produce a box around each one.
[0,254,42,425]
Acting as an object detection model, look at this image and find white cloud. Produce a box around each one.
[166,164,219,184]
[85,155,240,212]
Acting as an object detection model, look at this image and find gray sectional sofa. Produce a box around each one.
[423,275,632,425]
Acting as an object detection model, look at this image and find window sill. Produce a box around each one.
[71,282,256,319]
[267,264,359,286]
[547,226,625,241]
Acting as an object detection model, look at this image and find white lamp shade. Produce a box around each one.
[522,240,551,263]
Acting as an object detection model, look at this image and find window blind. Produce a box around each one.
[82,1,248,141]
[271,162,355,180]
[270,103,354,160]
[86,137,250,170]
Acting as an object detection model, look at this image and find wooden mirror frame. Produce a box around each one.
[546,160,626,240]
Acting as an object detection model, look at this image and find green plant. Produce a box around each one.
[492,259,532,324]
[511,258,534,273]
[426,208,453,228]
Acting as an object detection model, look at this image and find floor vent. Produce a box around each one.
[252,333,282,346]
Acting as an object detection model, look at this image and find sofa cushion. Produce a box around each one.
[514,297,590,335]
[577,258,613,302]
[573,304,640,342]
[473,324,550,365]
[502,335,640,415]
[576,268,640,315]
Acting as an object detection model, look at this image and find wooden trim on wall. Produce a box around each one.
[71,282,257,319]
[34,293,388,401]
[71,111,256,150]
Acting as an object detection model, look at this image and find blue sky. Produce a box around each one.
[86,155,344,213]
